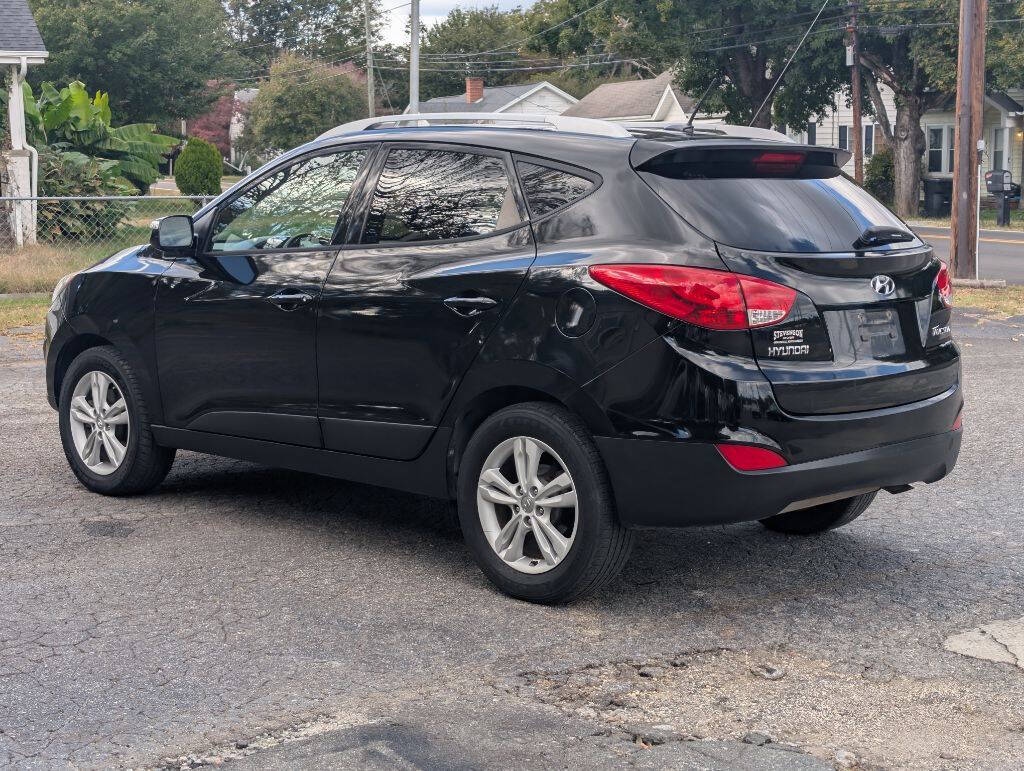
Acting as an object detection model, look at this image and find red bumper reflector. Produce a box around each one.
[715,444,788,471]
[952,411,962,430]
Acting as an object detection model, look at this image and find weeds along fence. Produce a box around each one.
[0,196,216,294]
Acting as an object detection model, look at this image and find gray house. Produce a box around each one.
[1,0,49,246]
[409,77,577,116]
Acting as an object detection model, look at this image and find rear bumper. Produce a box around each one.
[596,428,961,528]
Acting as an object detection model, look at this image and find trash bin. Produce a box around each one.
[923,178,953,217]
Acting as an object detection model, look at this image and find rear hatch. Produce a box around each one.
[633,141,957,415]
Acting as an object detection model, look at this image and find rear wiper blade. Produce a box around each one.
[853,226,915,250]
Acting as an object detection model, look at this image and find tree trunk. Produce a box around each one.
[892,96,925,218]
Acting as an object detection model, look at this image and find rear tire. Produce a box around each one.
[759,491,877,535]
[457,402,634,604]
[58,346,175,496]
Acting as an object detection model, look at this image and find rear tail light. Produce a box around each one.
[588,264,796,331]
[715,444,788,471]
[935,261,953,306]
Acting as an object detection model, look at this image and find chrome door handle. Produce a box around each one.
[268,290,313,310]
[443,295,498,317]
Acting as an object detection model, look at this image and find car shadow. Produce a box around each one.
[155,453,944,619]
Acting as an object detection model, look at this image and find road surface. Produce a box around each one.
[913,225,1024,284]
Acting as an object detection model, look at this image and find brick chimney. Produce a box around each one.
[465,77,484,104]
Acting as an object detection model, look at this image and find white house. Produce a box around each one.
[411,78,577,115]
[786,83,1024,190]
[1,0,48,246]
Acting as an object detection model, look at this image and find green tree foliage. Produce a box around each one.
[536,0,847,129]
[21,80,178,190]
[856,1,1024,217]
[240,53,366,157]
[28,0,246,125]
[417,7,528,100]
[174,137,223,196]
[864,146,895,206]
[227,0,385,73]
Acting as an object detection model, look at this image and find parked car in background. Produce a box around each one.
[45,114,961,603]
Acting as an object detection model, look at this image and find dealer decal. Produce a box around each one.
[767,328,810,357]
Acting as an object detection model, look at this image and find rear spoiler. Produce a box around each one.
[630,139,852,171]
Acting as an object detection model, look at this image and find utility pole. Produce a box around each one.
[409,0,420,113]
[848,2,863,184]
[951,0,988,279]
[363,0,375,117]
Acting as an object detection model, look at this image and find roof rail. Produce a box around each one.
[317,112,633,140]
[622,121,796,143]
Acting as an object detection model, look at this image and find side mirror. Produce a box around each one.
[151,215,195,253]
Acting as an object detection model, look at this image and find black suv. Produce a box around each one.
[45,117,961,603]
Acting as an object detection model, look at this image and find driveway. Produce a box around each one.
[1,313,1023,769]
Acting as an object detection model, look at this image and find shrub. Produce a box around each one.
[864,146,895,206]
[175,136,223,196]
[36,150,136,241]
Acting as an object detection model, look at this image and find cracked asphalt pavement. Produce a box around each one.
[2,309,1023,769]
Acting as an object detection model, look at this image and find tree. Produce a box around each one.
[227,0,385,74]
[188,84,237,157]
[175,137,223,196]
[416,7,528,100]
[28,0,246,125]
[565,0,848,129]
[241,53,366,157]
[856,1,1024,217]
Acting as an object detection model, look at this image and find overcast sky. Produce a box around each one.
[382,0,538,45]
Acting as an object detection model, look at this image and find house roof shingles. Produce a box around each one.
[0,0,47,53]
[418,82,552,113]
[562,72,692,119]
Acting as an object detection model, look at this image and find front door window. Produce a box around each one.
[210,150,368,252]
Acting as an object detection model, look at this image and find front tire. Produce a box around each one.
[759,491,877,535]
[58,346,175,496]
[457,402,634,603]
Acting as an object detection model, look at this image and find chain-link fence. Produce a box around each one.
[0,195,216,294]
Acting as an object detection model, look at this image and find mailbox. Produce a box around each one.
[985,168,1012,193]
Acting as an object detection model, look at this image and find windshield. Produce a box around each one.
[639,167,918,254]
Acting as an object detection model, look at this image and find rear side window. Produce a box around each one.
[638,149,914,253]
[516,162,594,217]
[361,148,521,244]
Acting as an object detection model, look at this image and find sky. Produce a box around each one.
[382,0,538,45]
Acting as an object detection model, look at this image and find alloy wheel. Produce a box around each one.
[476,435,578,574]
[67,370,130,476]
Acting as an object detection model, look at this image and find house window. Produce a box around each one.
[806,122,817,145]
[864,124,874,156]
[838,125,849,151]
[992,127,1006,171]
[927,125,955,173]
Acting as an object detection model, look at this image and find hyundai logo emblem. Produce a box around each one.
[870,274,896,296]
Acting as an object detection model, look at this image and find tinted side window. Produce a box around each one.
[210,150,367,252]
[362,149,520,244]
[516,162,594,217]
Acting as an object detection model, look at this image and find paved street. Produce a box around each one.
[913,225,1024,284]
[2,311,1023,770]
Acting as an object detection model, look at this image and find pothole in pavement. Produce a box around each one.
[507,647,1024,769]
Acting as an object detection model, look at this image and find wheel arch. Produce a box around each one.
[441,360,613,499]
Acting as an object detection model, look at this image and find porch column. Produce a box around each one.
[5,64,36,246]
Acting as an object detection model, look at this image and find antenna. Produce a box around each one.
[749,0,831,127]
[686,76,722,130]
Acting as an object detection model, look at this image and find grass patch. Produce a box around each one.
[955,285,1024,316]
[0,296,49,335]
[0,244,108,294]
[910,209,1024,232]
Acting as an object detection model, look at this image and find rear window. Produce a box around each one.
[638,149,915,254]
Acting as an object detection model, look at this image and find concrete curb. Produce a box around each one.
[952,278,1008,288]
